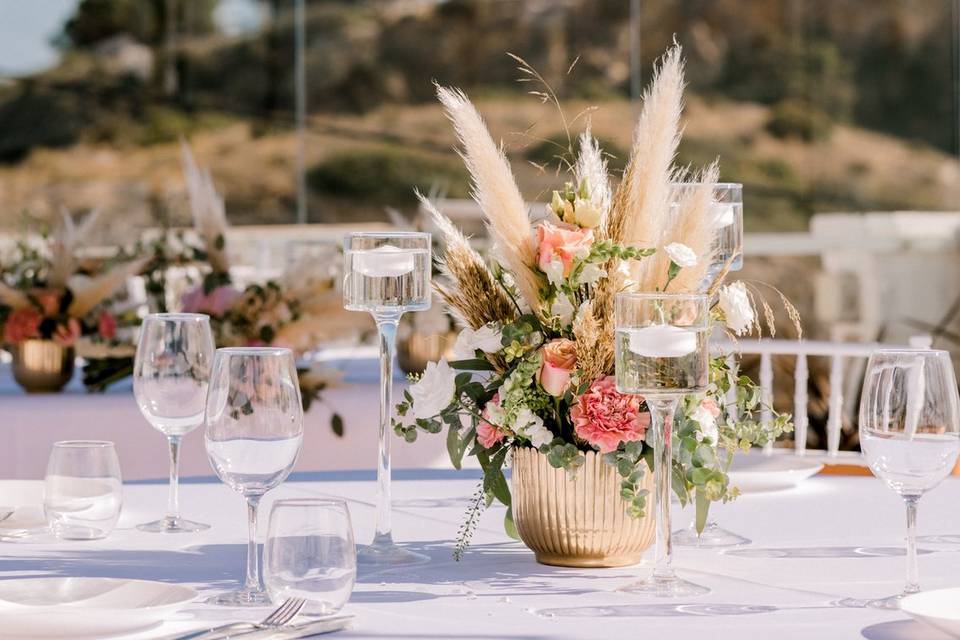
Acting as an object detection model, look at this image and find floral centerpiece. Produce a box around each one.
[0,210,146,392]
[394,45,798,563]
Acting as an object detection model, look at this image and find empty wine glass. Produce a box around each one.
[205,347,304,607]
[133,313,214,533]
[670,182,743,289]
[857,349,960,609]
[615,292,711,597]
[343,231,431,567]
[264,498,357,614]
[44,441,122,540]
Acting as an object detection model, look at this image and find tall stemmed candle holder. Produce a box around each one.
[614,292,711,597]
[343,231,431,566]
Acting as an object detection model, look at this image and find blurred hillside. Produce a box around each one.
[0,0,957,236]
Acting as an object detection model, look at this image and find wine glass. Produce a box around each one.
[670,182,743,290]
[857,348,960,609]
[133,313,215,533]
[614,292,711,597]
[343,231,431,566]
[264,498,357,614]
[205,347,304,607]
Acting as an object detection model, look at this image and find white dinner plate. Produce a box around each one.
[727,453,823,493]
[902,588,960,638]
[0,577,196,638]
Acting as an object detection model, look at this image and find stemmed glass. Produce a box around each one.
[133,313,215,533]
[615,293,711,597]
[343,231,431,566]
[205,347,304,607]
[670,182,747,548]
[857,348,960,609]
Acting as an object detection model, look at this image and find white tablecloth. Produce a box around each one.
[3,473,960,639]
[0,353,450,481]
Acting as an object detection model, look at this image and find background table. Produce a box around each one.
[0,349,452,481]
[3,472,960,639]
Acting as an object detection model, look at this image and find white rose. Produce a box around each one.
[718,281,755,336]
[543,256,566,287]
[573,198,602,228]
[408,359,457,419]
[452,324,502,359]
[664,242,698,268]
[691,405,719,444]
[550,293,575,326]
[514,408,553,447]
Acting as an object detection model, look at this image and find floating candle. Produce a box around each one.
[627,324,698,358]
[354,245,416,277]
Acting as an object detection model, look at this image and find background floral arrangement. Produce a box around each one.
[393,45,798,557]
[0,209,146,354]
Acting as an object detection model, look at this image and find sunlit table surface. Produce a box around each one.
[2,471,960,639]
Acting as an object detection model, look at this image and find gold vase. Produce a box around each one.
[512,446,655,567]
[397,329,457,375]
[11,340,75,393]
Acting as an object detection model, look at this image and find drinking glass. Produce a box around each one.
[857,349,960,609]
[44,441,122,540]
[614,292,711,597]
[670,182,743,289]
[133,313,214,533]
[264,499,357,614]
[205,347,304,607]
[343,231,431,566]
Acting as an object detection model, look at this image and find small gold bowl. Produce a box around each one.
[11,340,75,393]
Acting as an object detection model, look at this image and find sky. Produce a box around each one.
[0,0,263,78]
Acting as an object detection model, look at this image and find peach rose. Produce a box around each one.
[31,288,62,316]
[536,221,594,279]
[538,338,577,397]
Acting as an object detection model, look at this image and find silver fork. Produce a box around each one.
[166,597,307,640]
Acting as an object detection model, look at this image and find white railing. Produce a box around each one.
[714,337,930,465]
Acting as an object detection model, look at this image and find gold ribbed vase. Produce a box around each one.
[512,447,655,567]
[11,340,75,393]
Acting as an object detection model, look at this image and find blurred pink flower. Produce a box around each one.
[54,318,81,347]
[538,338,577,397]
[97,311,117,340]
[536,221,594,277]
[3,308,42,343]
[181,284,240,317]
[571,376,650,453]
[31,289,62,316]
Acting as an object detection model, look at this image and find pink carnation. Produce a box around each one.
[477,394,506,449]
[181,284,241,317]
[97,312,117,340]
[3,308,42,343]
[571,376,650,453]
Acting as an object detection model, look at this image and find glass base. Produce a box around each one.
[618,573,711,598]
[137,516,210,533]
[836,592,914,610]
[207,587,274,607]
[672,521,751,548]
[357,541,430,567]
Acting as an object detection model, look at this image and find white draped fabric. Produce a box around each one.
[1,473,958,639]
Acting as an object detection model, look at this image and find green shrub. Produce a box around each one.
[307,147,469,205]
[766,100,833,142]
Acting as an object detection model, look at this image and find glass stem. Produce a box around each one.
[166,435,182,524]
[904,495,920,595]
[373,313,401,547]
[244,495,263,592]
[647,395,679,582]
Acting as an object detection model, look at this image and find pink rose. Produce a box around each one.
[477,394,506,449]
[571,376,650,453]
[538,338,577,397]
[181,284,240,317]
[536,221,594,277]
[97,312,117,340]
[700,397,720,418]
[54,318,81,347]
[3,308,42,343]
